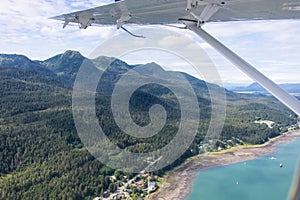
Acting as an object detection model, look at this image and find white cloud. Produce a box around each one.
[193,20,300,84]
[79,26,115,38]
[0,0,116,59]
[158,35,192,48]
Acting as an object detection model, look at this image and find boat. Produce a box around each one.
[280,163,283,168]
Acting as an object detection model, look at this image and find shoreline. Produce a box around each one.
[151,130,300,200]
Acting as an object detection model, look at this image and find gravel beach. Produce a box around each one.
[151,130,300,200]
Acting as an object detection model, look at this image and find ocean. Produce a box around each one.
[186,138,300,200]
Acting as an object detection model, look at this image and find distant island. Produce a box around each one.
[232,82,300,96]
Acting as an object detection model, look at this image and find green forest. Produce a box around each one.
[0,51,298,199]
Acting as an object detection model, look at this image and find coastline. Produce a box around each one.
[151,130,300,200]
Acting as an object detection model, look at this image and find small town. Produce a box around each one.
[94,172,159,200]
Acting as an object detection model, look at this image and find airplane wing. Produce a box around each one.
[52,0,300,29]
[202,0,300,22]
[52,0,187,28]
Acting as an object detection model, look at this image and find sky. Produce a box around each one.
[1,0,300,86]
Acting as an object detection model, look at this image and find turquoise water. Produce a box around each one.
[187,138,300,200]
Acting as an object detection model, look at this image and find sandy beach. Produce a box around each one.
[151,130,300,200]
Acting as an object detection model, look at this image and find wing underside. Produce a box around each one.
[210,0,300,22]
[52,0,300,28]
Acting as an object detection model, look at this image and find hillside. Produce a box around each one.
[0,54,55,77]
[0,51,297,199]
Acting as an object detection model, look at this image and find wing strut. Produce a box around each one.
[183,21,300,117]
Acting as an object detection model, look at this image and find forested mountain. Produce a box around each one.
[0,51,297,199]
[41,50,85,85]
[0,54,55,77]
